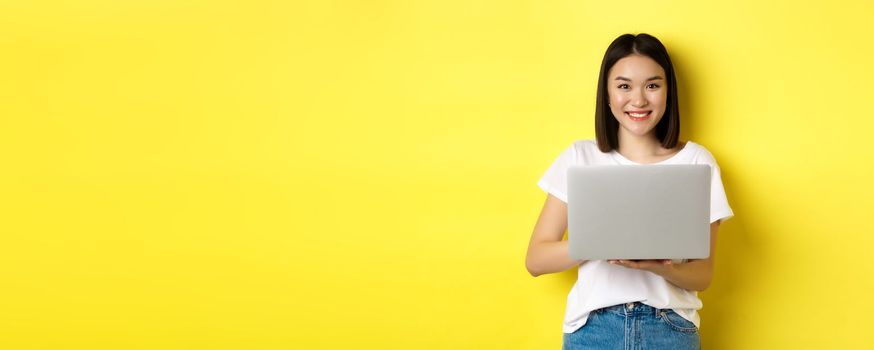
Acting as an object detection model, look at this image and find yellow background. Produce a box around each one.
[2,1,873,349]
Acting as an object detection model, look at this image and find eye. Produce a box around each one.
[617,84,629,89]
[647,83,660,89]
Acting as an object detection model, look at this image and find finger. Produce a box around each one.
[620,260,640,269]
[630,260,665,269]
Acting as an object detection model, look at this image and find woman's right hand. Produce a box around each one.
[525,194,586,277]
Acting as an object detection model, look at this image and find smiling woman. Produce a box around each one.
[525,33,734,350]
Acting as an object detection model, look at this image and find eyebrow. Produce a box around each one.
[614,76,664,81]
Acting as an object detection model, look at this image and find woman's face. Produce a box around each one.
[607,54,668,139]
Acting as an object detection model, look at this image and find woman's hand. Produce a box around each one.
[608,259,676,277]
[526,194,586,277]
[605,222,721,291]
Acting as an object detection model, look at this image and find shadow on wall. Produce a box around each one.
[699,156,766,349]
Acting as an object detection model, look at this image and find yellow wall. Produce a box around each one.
[2,1,872,349]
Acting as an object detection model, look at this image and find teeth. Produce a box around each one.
[628,112,649,117]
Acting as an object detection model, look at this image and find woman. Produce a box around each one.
[525,33,734,350]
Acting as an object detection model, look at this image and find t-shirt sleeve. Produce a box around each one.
[698,149,734,224]
[536,144,576,203]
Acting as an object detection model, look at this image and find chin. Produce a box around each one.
[621,125,656,137]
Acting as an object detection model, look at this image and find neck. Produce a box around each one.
[617,129,662,158]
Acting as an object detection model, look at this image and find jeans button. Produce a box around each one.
[626,303,634,309]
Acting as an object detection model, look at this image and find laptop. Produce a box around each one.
[567,164,711,260]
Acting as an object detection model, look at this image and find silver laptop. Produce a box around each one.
[567,164,711,260]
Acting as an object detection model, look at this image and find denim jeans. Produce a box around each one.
[562,302,700,350]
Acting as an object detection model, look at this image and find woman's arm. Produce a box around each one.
[608,221,721,291]
[525,194,586,277]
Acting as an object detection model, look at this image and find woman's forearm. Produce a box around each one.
[526,240,585,277]
[658,259,714,291]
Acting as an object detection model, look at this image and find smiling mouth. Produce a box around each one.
[625,111,651,121]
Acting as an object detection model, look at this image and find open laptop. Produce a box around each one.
[567,164,711,260]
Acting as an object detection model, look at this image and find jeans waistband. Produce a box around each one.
[596,302,665,317]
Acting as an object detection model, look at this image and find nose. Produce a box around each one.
[631,88,648,108]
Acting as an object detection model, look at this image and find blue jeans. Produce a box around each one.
[562,302,700,350]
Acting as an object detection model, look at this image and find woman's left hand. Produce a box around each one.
[608,259,676,276]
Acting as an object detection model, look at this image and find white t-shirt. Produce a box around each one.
[537,140,734,333]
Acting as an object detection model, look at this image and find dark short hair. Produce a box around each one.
[594,33,680,152]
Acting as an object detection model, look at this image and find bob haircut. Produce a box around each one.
[595,33,680,152]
